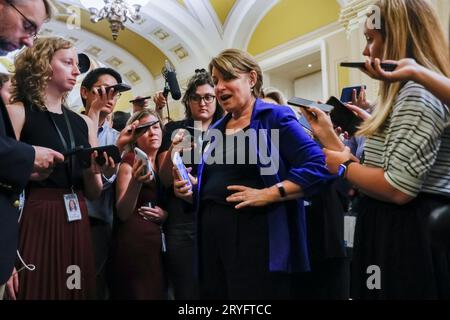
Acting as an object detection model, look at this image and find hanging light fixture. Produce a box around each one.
[80,0,150,40]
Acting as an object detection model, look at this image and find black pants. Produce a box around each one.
[165,222,199,300]
[89,217,112,300]
[199,202,291,300]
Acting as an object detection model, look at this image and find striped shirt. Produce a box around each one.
[364,81,450,198]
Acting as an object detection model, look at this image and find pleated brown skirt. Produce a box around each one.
[16,188,95,300]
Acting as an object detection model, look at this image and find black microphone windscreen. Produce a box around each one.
[166,71,182,100]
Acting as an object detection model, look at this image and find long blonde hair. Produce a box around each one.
[358,0,450,137]
[10,37,73,110]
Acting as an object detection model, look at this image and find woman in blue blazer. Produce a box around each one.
[174,49,331,299]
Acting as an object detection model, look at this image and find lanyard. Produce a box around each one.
[47,108,77,190]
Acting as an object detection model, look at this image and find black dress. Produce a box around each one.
[16,104,96,300]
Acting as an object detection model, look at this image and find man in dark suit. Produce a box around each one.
[0,0,64,299]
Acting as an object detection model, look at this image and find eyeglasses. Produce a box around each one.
[195,68,206,74]
[190,94,215,104]
[7,0,38,40]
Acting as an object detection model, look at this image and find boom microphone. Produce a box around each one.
[162,60,182,100]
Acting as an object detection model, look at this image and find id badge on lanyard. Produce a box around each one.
[47,108,81,223]
[64,191,82,222]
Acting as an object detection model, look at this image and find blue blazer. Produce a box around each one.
[195,99,332,273]
[0,97,34,284]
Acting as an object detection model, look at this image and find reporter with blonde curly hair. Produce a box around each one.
[5,37,106,300]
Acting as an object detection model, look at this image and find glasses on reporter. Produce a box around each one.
[7,1,38,40]
[190,94,215,104]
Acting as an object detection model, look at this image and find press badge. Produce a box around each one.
[64,193,82,222]
[344,215,357,248]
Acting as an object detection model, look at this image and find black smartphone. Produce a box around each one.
[340,62,397,72]
[340,85,367,103]
[127,120,160,135]
[327,96,362,136]
[76,145,122,168]
[104,83,132,93]
[129,96,152,103]
[62,145,85,158]
[287,97,334,113]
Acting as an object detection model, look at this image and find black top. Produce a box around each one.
[20,104,90,189]
[202,123,265,206]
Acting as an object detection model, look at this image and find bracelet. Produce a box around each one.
[276,182,287,198]
[338,160,356,178]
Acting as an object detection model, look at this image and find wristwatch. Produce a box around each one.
[276,182,287,198]
[338,160,356,178]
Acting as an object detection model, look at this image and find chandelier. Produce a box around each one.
[80,0,150,40]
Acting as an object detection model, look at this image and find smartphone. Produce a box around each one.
[129,96,152,103]
[298,115,313,135]
[127,120,160,135]
[144,202,155,208]
[340,85,367,103]
[172,151,192,189]
[76,145,122,168]
[105,83,132,93]
[134,147,154,178]
[340,62,397,72]
[288,97,334,113]
[327,96,362,136]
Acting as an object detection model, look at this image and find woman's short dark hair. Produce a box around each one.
[80,67,122,107]
[0,73,10,88]
[181,70,224,123]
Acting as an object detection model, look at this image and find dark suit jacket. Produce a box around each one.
[0,97,34,284]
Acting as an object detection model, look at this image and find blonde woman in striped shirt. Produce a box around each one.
[308,0,450,299]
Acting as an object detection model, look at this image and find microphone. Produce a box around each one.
[162,60,182,100]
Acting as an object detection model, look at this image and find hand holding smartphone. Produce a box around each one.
[172,151,192,189]
[287,97,334,113]
[73,145,121,168]
[134,147,155,179]
[127,120,160,136]
[104,83,132,93]
[327,96,362,136]
[341,85,367,103]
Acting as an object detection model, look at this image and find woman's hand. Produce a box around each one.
[170,129,193,154]
[301,106,345,151]
[364,58,419,83]
[323,146,354,174]
[173,166,196,203]
[226,185,274,209]
[131,159,153,184]
[344,103,372,121]
[88,151,116,177]
[153,91,167,111]
[6,267,19,300]
[86,151,109,175]
[351,85,372,110]
[116,120,139,152]
[138,205,168,223]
